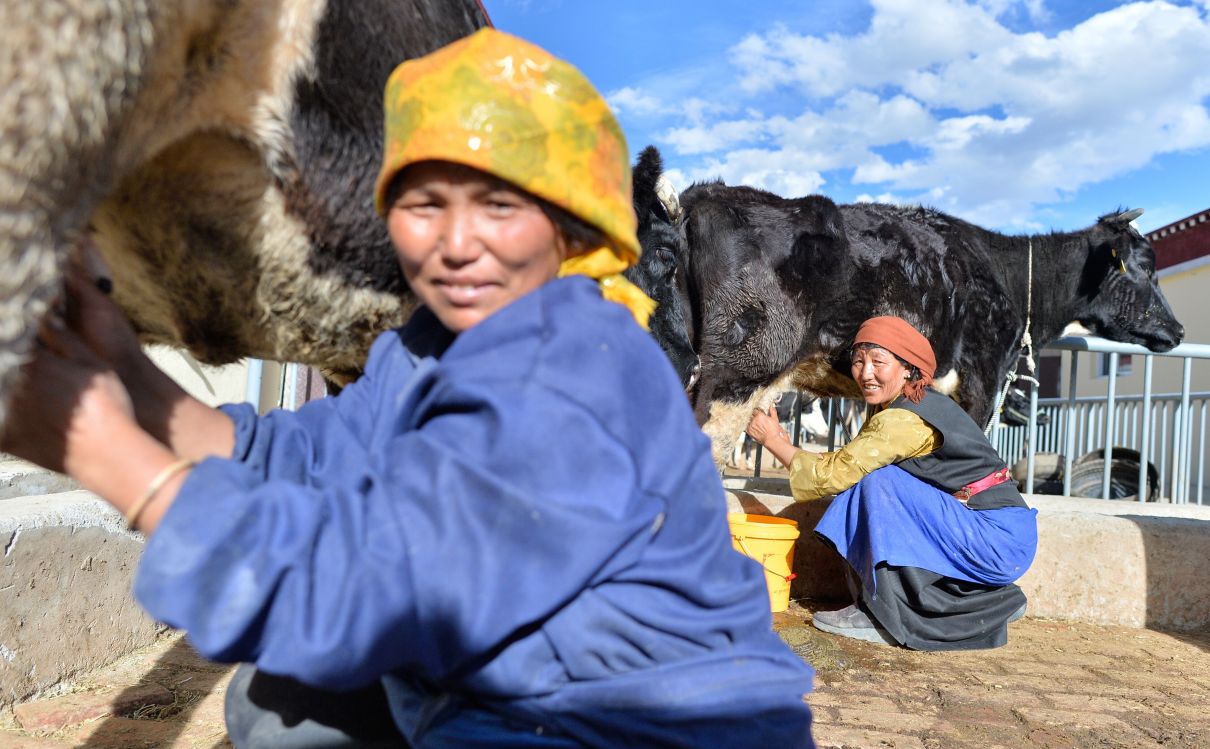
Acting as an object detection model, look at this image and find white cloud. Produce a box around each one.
[730,2,1012,98]
[855,191,906,204]
[662,118,769,155]
[670,149,828,197]
[645,0,1210,228]
[607,86,663,117]
[853,156,920,184]
[976,0,1051,24]
[929,114,1031,152]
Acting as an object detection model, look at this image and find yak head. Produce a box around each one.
[1076,208,1183,352]
[624,146,699,390]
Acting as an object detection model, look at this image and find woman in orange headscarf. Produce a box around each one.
[5,28,815,748]
[747,316,1038,652]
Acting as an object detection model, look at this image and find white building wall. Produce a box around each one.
[144,346,286,413]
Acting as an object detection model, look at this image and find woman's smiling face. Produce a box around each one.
[850,345,910,408]
[387,161,565,334]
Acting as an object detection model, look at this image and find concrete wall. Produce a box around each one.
[144,345,288,412]
[0,492,160,707]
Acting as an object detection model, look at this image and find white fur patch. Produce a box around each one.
[1060,321,1093,337]
[702,372,797,470]
[933,368,959,396]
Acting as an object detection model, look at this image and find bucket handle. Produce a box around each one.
[733,535,797,582]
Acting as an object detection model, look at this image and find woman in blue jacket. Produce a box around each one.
[4,28,814,748]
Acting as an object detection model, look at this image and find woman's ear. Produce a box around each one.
[553,231,572,262]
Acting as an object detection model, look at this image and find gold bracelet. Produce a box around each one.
[126,458,195,531]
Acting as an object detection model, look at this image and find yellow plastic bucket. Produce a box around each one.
[728,513,800,613]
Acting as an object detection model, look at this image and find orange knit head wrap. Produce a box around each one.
[374,28,654,328]
[853,316,937,403]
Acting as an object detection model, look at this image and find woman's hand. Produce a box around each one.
[2,312,137,477]
[746,405,789,446]
[60,242,236,461]
[3,307,187,531]
[745,405,801,470]
[64,241,146,379]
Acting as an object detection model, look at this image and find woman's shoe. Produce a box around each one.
[812,604,898,646]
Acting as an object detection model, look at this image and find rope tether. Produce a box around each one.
[985,238,1038,436]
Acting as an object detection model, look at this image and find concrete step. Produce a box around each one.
[0,460,77,500]
[0,490,160,709]
[723,477,1210,631]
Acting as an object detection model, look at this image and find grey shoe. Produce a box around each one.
[812,604,898,646]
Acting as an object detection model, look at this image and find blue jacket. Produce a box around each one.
[135,276,814,747]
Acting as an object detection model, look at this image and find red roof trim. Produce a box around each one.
[1146,209,1210,271]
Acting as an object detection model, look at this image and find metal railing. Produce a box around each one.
[992,336,1210,504]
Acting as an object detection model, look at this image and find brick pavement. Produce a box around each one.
[3,605,1209,748]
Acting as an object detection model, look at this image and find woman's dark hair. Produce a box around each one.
[535,199,609,254]
[850,342,923,383]
[383,165,609,255]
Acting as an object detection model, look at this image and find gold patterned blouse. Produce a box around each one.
[788,408,941,502]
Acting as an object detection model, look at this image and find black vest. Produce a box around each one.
[894,390,1027,510]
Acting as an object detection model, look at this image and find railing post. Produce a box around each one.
[827,399,839,452]
[1026,380,1039,493]
[792,392,804,448]
[1138,356,1153,502]
[1064,352,1079,497]
[1176,358,1193,503]
[1199,401,1207,505]
[1101,353,1119,500]
[245,358,264,413]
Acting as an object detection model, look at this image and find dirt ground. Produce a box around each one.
[3,603,1209,748]
[729,457,1210,748]
[781,593,1210,748]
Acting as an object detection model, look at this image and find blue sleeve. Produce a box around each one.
[216,341,394,486]
[133,376,661,690]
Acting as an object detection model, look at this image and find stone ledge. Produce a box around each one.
[723,478,1210,631]
[0,461,76,501]
[1,491,159,709]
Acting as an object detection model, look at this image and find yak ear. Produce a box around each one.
[1101,207,1144,226]
[633,145,667,225]
[633,146,663,203]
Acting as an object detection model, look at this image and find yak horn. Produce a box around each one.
[1111,208,1144,224]
[654,174,682,221]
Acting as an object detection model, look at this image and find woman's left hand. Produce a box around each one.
[746,405,790,447]
[746,405,802,469]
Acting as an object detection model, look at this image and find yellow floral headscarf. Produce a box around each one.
[374,28,654,328]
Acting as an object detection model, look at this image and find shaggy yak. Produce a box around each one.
[0,0,490,428]
[632,150,1185,465]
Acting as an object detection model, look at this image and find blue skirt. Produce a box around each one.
[814,465,1038,598]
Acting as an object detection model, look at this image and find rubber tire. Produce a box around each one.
[1011,452,1065,494]
[1068,453,1158,502]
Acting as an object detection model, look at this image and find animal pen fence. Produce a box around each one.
[758,336,1210,505]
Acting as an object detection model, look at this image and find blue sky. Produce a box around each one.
[486,0,1210,234]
